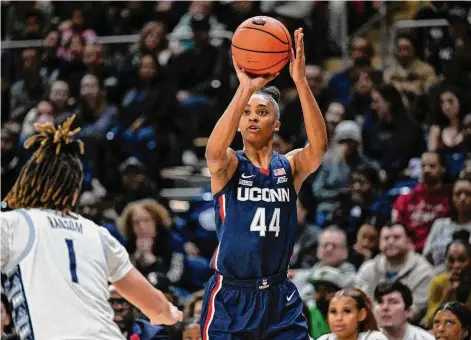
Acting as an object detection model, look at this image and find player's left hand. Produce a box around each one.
[289,28,307,85]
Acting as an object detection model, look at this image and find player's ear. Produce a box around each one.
[274,120,281,132]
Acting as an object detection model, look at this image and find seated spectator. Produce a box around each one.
[183,290,204,320]
[170,1,226,52]
[169,14,230,148]
[109,285,169,340]
[71,74,117,140]
[355,222,434,323]
[21,80,71,140]
[113,157,161,214]
[318,288,387,340]
[424,175,471,271]
[41,30,61,81]
[48,80,71,116]
[292,226,357,300]
[324,102,346,145]
[362,84,425,186]
[82,44,119,103]
[347,67,375,124]
[1,122,22,200]
[306,267,347,339]
[438,5,471,89]
[392,151,450,252]
[121,54,174,131]
[57,33,87,98]
[328,164,384,245]
[59,7,97,51]
[349,223,379,270]
[118,199,185,286]
[384,33,437,97]
[10,48,48,121]
[126,21,172,70]
[431,301,471,340]
[182,319,201,340]
[425,231,471,328]
[428,86,468,177]
[374,281,434,340]
[328,37,382,105]
[428,86,466,151]
[313,121,379,226]
[289,196,321,270]
[283,65,334,139]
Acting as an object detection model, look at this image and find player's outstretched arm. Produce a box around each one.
[205,58,278,193]
[114,267,183,325]
[286,28,328,192]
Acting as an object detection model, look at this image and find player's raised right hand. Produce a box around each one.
[151,302,184,325]
[232,56,279,92]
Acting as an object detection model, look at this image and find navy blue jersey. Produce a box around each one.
[211,151,298,279]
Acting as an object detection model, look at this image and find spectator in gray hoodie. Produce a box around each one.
[312,120,379,227]
[355,222,434,323]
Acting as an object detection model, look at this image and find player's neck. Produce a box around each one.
[243,144,273,169]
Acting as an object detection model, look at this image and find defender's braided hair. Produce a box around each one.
[4,115,84,214]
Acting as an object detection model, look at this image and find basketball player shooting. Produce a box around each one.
[0,116,183,339]
[202,28,327,339]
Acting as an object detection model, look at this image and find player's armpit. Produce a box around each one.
[207,148,239,194]
[286,147,323,192]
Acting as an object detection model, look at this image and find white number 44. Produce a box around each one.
[250,207,280,237]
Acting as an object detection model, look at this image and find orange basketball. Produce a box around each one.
[231,16,292,76]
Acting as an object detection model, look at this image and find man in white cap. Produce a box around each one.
[306,266,348,339]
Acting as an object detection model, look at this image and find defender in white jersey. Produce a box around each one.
[0,116,183,340]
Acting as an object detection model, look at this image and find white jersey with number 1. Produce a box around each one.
[0,208,132,340]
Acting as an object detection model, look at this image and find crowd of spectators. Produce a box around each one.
[2,1,471,339]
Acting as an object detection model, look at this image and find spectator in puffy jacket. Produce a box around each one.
[109,285,170,340]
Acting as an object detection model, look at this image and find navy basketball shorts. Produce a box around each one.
[200,271,309,340]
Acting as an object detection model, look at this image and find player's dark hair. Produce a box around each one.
[332,288,378,332]
[4,115,84,214]
[255,85,281,119]
[374,281,413,310]
[1,294,14,334]
[434,302,471,339]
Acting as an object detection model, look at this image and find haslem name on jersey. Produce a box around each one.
[47,216,83,234]
[237,187,291,203]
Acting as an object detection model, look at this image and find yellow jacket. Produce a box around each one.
[425,273,471,328]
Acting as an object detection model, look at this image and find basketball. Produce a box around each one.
[231,16,292,76]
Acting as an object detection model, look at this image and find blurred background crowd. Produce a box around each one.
[1,1,471,339]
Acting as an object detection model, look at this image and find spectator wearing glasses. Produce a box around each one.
[374,281,434,340]
[108,285,169,340]
[292,226,356,302]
